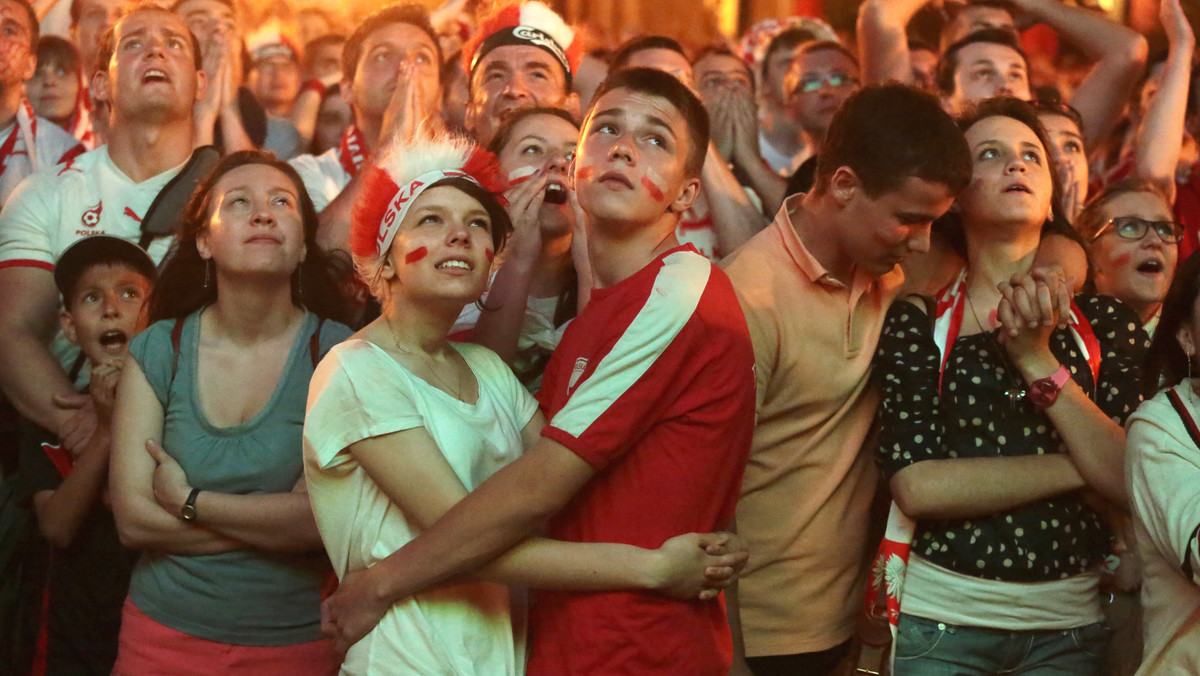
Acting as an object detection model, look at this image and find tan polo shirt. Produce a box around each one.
[721,196,904,657]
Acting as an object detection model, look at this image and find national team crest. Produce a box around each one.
[81,201,102,227]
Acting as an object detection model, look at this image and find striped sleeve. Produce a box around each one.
[545,252,711,468]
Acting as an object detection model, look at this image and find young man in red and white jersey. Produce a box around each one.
[322,67,757,675]
[0,4,203,456]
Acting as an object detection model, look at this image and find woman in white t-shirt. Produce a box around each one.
[303,133,746,675]
[1126,252,1200,674]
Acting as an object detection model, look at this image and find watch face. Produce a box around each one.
[1028,380,1059,408]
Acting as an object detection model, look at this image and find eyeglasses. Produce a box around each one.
[795,73,859,93]
[1092,216,1183,244]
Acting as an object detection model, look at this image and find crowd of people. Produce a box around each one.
[0,0,1197,674]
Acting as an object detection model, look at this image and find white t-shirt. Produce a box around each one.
[0,145,184,370]
[289,148,350,212]
[0,117,81,206]
[1126,384,1200,675]
[304,339,538,676]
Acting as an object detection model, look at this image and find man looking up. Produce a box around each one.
[290,3,444,253]
[721,83,972,676]
[0,3,204,455]
[322,68,757,675]
[461,0,580,148]
[782,40,861,196]
[0,0,81,205]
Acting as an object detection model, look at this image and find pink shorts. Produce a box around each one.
[113,598,340,675]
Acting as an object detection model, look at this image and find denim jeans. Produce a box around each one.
[892,614,1110,676]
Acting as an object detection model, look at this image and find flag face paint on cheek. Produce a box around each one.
[507,165,537,185]
[1111,252,1132,268]
[642,167,667,202]
[576,165,595,181]
[485,248,494,262]
[404,246,429,264]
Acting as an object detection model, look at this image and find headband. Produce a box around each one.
[372,170,477,258]
[471,25,572,87]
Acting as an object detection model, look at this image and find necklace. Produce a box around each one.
[963,285,1027,407]
[386,322,465,402]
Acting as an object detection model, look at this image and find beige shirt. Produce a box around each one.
[721,195,904,656]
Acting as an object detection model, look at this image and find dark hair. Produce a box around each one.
[691,44,755,92]
[762,26,816,76]
[302,33,345,75]
[342,4,442,84]
[487,105,578,155]
[609,35,687,73]
[940,1,1016,50]
[956,96,1069,225]
[149,151,353,324]
[36,35,80,75]
[587,67,709,178]
[814,83,972,198]
[936,27,1028,95]
[1144,250,1200,397]
[1077,178,1173,241]
[96,3,203,75]
[1032,86,1085,136]
[908,37,937,55]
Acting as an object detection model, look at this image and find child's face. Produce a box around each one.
[27,59,80,124]
[60,263,151,367]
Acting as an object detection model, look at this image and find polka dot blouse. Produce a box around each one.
[874,293,1149,582]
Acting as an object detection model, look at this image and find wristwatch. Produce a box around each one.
[1027,365,1071,408]
[180,488,201,522]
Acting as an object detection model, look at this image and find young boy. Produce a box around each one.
[322,68,756,674]
[17,235,155,674]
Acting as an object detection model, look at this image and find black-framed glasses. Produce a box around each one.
[796,73,859,93]
[1092,216,1183,244]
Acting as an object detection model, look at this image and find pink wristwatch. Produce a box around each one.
[1027,365,1071,408]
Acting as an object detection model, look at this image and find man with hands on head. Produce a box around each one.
[693,45,787,219]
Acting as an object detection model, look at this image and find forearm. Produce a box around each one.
[701,145,767,254]
[1036,378,1129,507]
[891,454,1087,520]
[474,536,658,591]
[1134,41,1194,193]
[316,174,358,254]
[734,151,786,218]
[192,108,217,148]
[189,490,324,553]
[33,430,111,548]
[112,491,246,555]
[468,257,535,362]
[290,89,322,145]
[218,106,256,153]
[0,328,77,433]
[856,0,922,85]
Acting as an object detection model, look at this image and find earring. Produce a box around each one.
[203,258,212,290]
[295,265,304,297]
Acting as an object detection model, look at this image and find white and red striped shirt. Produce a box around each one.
[531,245,756,675]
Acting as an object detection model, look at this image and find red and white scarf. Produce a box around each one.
[0,98,40,172]
[337,125,367,177]
[864,268,1100,665]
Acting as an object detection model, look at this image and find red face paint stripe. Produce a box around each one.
[405,246,428,264]
[576,165,595,180]
[485,248,494,262]
[641,176,664,202]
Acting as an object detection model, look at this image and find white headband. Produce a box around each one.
[374,169,478,257]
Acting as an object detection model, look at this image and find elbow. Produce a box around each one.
[857,0,890,31]
[36,518,77,550]
[889,471,935,520]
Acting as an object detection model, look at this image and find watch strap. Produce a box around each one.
[181,487,201,521]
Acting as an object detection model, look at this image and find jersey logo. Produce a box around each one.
[81,200,102,227]
[567,357,588,395]
[123,206,142,223]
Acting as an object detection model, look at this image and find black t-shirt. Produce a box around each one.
[16,422,137,675]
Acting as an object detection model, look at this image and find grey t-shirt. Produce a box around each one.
[127,309,352,645]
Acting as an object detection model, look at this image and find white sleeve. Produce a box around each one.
[1128,405,1200,584]
[289,152,345,212]
[305,343,425,470]
[0,171,59,268]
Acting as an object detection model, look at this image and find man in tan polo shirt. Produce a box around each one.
[721,84,971,676]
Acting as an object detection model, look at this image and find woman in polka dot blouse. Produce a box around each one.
[874,98,1149,675]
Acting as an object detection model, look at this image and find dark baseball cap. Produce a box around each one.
[54,235,157,300]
